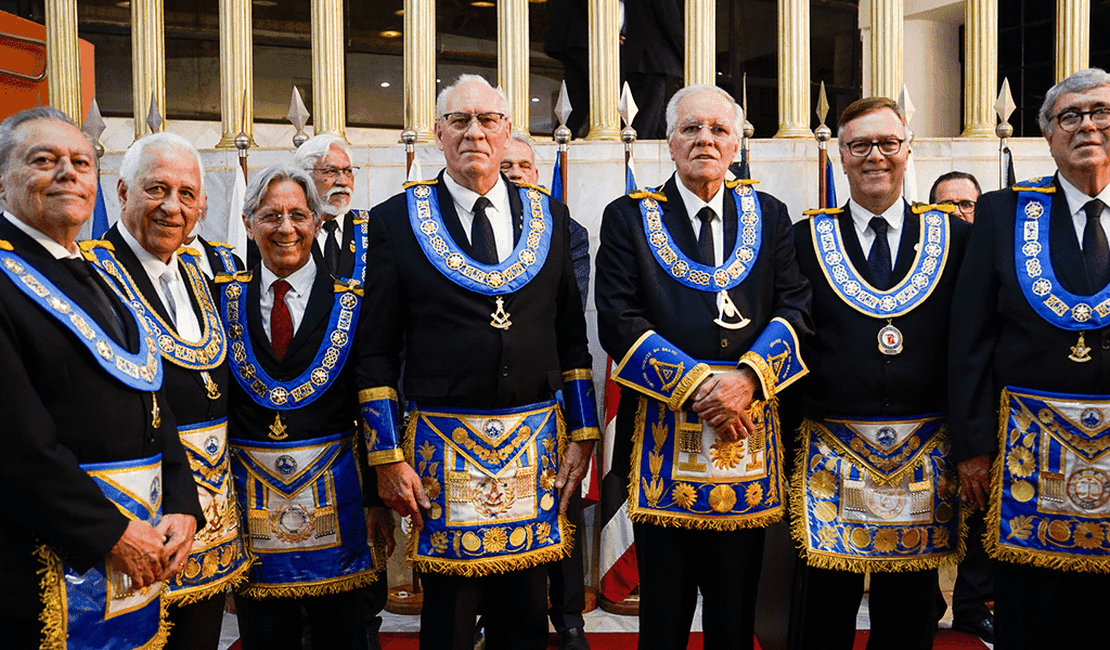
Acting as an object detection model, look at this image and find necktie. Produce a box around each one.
[1083,199,1109,290]
[60,257,127,343]
[471,196,498,265]
[158,270,179,326]
[271,279,293,361]
[696,207,716,266]
[322,219,340,276]
[867,216,892,290]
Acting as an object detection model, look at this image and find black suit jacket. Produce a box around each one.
[949,177,1110,463]
[792,202,971,421]
[314,210,361,280]
[0,217,201,620]
[196,235,244,276]
[358,172,591,412]
[621,0,684,77]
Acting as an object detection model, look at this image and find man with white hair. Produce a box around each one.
[295,134,367,282]
[359,73,599,650]
[950,67,1110,649]
[595,84,812,650]
[86,132,251,650]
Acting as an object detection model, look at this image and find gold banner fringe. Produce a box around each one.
[406,515,574,577]
[164,551,254,607]
[237,568,380,600]
[35,544,66,650]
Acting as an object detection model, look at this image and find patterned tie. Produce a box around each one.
[271,279,293,360]
[322,219,340,277]
[471,196,498,264]
[1083,199,1109,290]
[696,207,716,266]
[867,216,892,290]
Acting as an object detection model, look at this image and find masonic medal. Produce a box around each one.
[490,296,512,330]
[201,370,222,399]
[878,320,903,355]
[268,413,289,440]
[714,290,751,330]
[1070,331,1092,363]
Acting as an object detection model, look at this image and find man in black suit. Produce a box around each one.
[221,165,388,650]
[296,134,367,282]
[358,74,599,650]
[789,97,970,650]
[90,132,250,650]
[0,107,202,648]
[622,0,684,139]
[949,67,1110,650]
[595,84,812,650]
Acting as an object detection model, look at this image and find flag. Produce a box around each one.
[1002,145,1016,188]
[825,156,838,208]
[598,357,639,602]
[226,168,248,262]
[90,177,110,239]
[903,150,919,203]
[551,153,564,203]
[625,154,638,194]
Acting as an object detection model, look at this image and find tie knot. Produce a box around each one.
[272,279,291,301]
[473,196,492,214]
[323,220,339,234]
[61,257,93,279]
[869,216,889,236]
[1085,199,1106,222]
[697,207,716,224]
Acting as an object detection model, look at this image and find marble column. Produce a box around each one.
[586,0,620,140]
[1055,0,1090,82]
[311,0,346,137]
[217,0,253,147]
[131,0,165,137]
[775,0,811,138]
[961,0,997,137]
[869,0,903,101]
[44,0,81,121]
[404,0,436,142]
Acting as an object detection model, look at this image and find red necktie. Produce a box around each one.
[271,279,293,360]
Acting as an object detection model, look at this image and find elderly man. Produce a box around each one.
[220,166,387,650]
[929,171,981,224]
[359,74,599,650]
[81,132,250,650]
[789,97,970,650]
[595,84,811,650]
[0,107,202,648]
[949,67,1110,650]
[296,134,368,282]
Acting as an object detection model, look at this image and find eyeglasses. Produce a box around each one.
[939,199,976,214]
[441,112,507,132]
[674,121,735,140]
[843,138,905,157]
[310,166,359,179]
[255,210,314,227]
[1053,108,1110,132]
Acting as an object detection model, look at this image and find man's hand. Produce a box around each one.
[555,440,595,514]
[108,520,169,589]
[377,461,431,529]
[366,506,396,558]
[958,455,992,512]
[155,513,197,581]
[691,368,758,442]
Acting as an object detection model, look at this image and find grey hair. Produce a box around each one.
[243,165,323,225]
[665,84,744,140]
[1040,68,1110,134]
[435,74,512,122]
[294,134,353,171]
[119,132,207,194]
[0,106,78,175]
[510,131,534,151]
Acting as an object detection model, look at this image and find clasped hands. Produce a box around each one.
[691,368,760,443]
[107,513,197,589]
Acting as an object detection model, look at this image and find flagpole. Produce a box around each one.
[554,81,573,204]
[619,82,638,191]
[401,128,417,178]
[995,78,1016,189]
[82,98,108,239]
[235,89,250,183]
[815,82,831,209]
[741,73,752,175]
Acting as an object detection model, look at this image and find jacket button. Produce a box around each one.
[501,365,509,377]
[720,338,729,348]
[1102,338,1109,350]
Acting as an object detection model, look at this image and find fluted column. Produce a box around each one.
[404,0,435,142]
[586,0,620,140]
[131,0,165,138]
[217,0,253,147]
[498,0,530,137]
[960,0,997,137]
[684,0,714,86]
[869,0,903,101]
[311,0,345,137]
[1056,0,1090,82]
[44,0,81,121]
[775,0,810,138]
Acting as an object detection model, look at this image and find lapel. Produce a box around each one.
[722,186,738,255]
[837,202,877,286]
[284,255,334,362]
[338,210,356,278]
[506,176,523,246]
[891,203,919,286]
[198,235,225,274]
[1049,176,1092,295]
[435,171,525,258]
[661,176,718,315]
[106,224,175,324]
[246,268,280,370]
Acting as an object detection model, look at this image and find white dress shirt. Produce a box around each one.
[674,176,727,266]
[442,172,515,263]
[119,225,202,342]
[3,211,78,259]
[316,213,346,253]
[1056,174,1110,249]
[259,256,317,343]
[848,199,906,269]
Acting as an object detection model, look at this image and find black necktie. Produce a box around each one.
[322,219,340,276]
[1083,199,1110,290]
[867,216,892,290]
[696,207,716,266]
[471,196,498,265]
[59,257,127,343]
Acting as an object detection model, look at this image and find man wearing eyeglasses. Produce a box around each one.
[929,171,981,224]
[295,135,368,282]
[788,97,970,650]
[358,74,598,650]
[949,68,1110,650]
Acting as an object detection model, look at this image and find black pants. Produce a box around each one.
[235,587,369,650]
[420,566,548,650]
[548,489,587,632]
[794,564,936,650]
[994,561,1107,649]
[634,522,765,650]
[165,592,226,650]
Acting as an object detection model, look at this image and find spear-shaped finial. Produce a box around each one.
[995,77,1016,140]
[83,98,107,159]
[554,81,573,147]
[146,92,163,134]
[814,81,831,146]
[288,86,311,148]
[619,82,638,145]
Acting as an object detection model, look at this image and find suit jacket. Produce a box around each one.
[792,202,971,421]
[197,234,244,276]
[0,218,201,620]
[595,176,813,480]
[314,210,361,280]
[948,177,1110,463]
[358,171,592,412]
[621,0,684,77]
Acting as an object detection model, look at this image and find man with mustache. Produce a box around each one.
[949,67,1110,650]
[296,135,368,283]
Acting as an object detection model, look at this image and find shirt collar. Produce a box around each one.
[119,221,180,282]
[673,174,726,225]
[442,171,512,220]
[321,212,346,238]
[3,210,80,259]
[260,254,317,297]
[1056,173,1110,217]
[848,198,906,238]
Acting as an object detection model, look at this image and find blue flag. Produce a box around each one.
[552,153,564,203]
[625,158,637,194]
[825,156,838,208]
[90,177,109,239]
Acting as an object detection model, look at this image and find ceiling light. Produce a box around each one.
[380,30,402,38]
[471,1,495,7]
